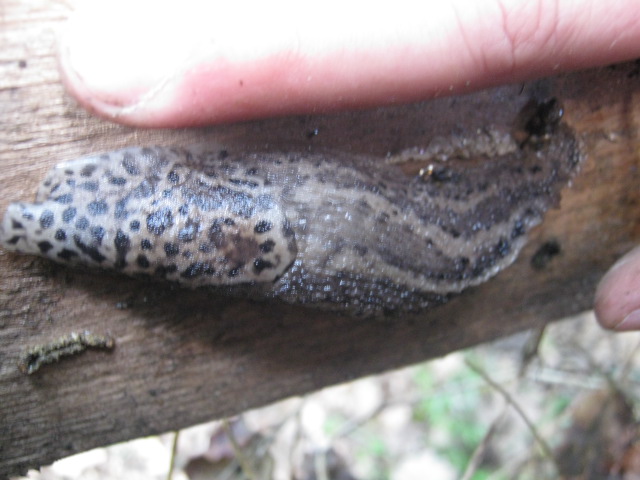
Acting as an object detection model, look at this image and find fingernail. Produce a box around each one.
[58,2,195,117]
[615,310,640,331]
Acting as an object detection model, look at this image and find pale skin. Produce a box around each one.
[59,0,640,330]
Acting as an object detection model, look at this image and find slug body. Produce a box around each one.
[0,112,581,316]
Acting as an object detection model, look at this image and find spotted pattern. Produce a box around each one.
[2,147,296,286]
[0,118,581,316]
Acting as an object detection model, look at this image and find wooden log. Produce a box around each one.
[1,1,639,476]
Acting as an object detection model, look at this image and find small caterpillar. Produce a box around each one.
[0,101,581,317]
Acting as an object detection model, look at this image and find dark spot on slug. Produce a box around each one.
[133,179,154,198]
[511,220,526,239]
[90,226,105,244]
[182,184,255,218]
[198,243,212,254]
[122,153,140,175]
[164,242,180,257]
[494,237,510,257]
[37,241,53,254]
[78,181,99,192]
[229,178,260,188]
[11,219,24,229]
[54,229,67,241]
[136,254,150,268]
[73,234,106,263]
[146,208,173,235]
[448,228,461,239]
[110,176,127,186]
[167,170,179,184]
[75,217,89,230]
[80,164,97,177]
[39,210,54,229]
[208,217,235,247]
[114,230,131,255]
[178,220,199,242]
[259,239,275,253]
[58,249,79,261]
[181,262,216,279]
[114,232,131,269]
[62,207,77,223]
[141,239,153,250]
[376,212,390,224]
[87,200,108,216]
[228,265,243,277]
[253,258,274,274]
[114,198,129,220]
[455,257,470,271]
[353,244,368,256]
[129,220,140,231]
[254,220,272,234]
[54,194,73,204]
[155,264,178,277]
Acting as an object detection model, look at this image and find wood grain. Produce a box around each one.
[1,1,639,476]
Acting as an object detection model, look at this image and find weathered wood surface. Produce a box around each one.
[1,1,640,476]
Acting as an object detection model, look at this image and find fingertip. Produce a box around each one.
[58,2,321,127]
[59,2,199,125]
[594,246,640,331]
[59,0,640,128]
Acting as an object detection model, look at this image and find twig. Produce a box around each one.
[166,430,180,480]
[223,418,259,480]
[519,326,546,376]
[465,359,560,474]
[459,405,508,480]
[289,402,305,476]
[314,450,330,480]
[334,400,390,439]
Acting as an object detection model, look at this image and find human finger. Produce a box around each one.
[595,247,640,331]
[59,0,640,127]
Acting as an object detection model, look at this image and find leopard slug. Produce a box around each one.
[0,101,581,317]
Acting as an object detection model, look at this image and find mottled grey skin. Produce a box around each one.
[0,119,581,317]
